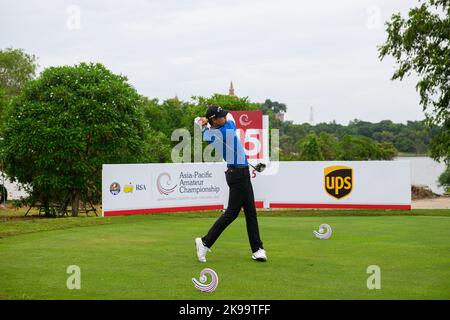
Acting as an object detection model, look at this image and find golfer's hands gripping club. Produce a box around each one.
[197,117,208,127]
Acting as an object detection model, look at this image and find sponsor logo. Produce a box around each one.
[110,182,120,195]
[111,182,146,195]
[324,166,353,199]
[123,183,134,193]
[157,172,177,195]
[136,184,146,191]
[239,114,253,126]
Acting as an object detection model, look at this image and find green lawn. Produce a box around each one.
[0,209,449,299]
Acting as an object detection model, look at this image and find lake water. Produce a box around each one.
[395,156,447,195]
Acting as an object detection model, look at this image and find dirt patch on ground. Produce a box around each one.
[411,184,450,208]
[412,196,450,209]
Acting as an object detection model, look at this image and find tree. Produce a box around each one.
[373,130,395,143]
[260,99,287,114]
[377,142,398,160]
[143,128,172,163]
[337,135,397,160]
[140,97,183,163]
[338,135,374,160]
[0,48,38,96]
[0,87,7,127]
[1,63,150,216]
[192,94,259,112]
[297,132,324,161]
[378,0,450,163]
[142,97,177,137]
[438,164,450,192]
[317,132,340,160]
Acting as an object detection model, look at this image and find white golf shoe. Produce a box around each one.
[252,248,267,262]
[195,237,210,263]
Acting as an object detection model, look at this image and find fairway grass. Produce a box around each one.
[0,210,449,299]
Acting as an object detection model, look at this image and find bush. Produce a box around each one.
[438,165,450,193]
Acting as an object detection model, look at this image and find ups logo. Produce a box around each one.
[324,166,353,199]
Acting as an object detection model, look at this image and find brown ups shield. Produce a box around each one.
[324,166,353,199]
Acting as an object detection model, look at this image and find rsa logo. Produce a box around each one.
[324,166,353,199]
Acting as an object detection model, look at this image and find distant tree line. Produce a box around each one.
[269,117,438,161]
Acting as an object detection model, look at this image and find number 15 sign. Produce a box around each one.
[229,110,269,161]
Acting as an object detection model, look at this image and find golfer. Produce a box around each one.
[194,105,267,262]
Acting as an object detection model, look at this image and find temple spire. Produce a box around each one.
[228,81,236,96]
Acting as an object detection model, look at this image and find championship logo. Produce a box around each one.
[157,172,177,195]
[192,268,219,292]
[324,166,353,199]
[239,114,253,126]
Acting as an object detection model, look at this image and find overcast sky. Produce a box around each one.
[0,0,425,124]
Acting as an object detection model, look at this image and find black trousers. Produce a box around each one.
[202,167,264,253]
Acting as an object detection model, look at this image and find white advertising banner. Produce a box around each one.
[251,161,411,209]
[103,163,228,216]
[102,161,411,216]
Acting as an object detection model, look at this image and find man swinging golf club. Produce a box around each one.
[194,105,267,262]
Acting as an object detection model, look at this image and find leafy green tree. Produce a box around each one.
[314,121,347,138]
[373,130,395,143]
[1,63,150,216]
[377,142,398,160]
[0,48,38,96]
[279,149,299,161]
[257,99,286,131]
[279,135,298,155]
[260,99,287,114]
[0,87,7,127]
[379,0,450,164]
[141,96,194,163]
[429,118,450,166]
[317,132,340,160]
[192,94,258,112]
[297,132,324,161]
[143,128,172,163]
[438,164,450,192]
[395,134,416,153]
[337,135,397,160]
[142,97,178,137]
[413,139,428,154]
[338,135,373,160]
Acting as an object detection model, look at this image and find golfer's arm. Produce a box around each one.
[224,113,236,131]
[194,117,214,143]
[202,127,215,143]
